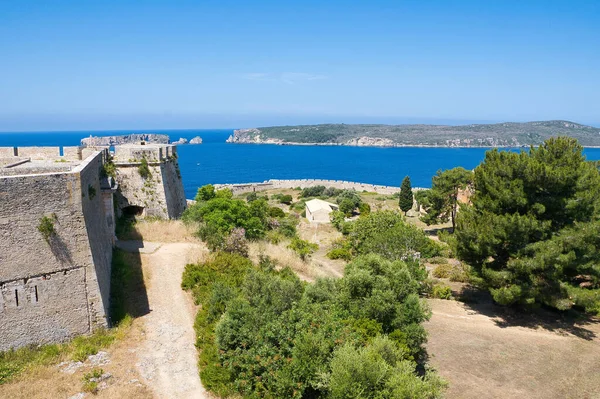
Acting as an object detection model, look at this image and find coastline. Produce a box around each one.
[212,179,427,195]
[226,141,600,149]
[225,140,529,149]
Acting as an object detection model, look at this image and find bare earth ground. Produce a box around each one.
[131,241,211,399]
[425,294,600,399]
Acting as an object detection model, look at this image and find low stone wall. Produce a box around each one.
[214,179,407,195]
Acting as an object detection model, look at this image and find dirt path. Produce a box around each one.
[128,242,210,399]
[425,298,600,399]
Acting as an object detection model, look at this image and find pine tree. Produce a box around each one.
[455,137,600,313]
[419,167,472,231]
[399,176,414,215]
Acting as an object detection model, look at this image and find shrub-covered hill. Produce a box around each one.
[227,120,600,147]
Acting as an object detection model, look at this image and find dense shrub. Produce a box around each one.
[431,264,452,279]
[348,211,441,261]
[268,206,286,218]
[182,253,444,398]
[431,285,453,300]
[183,186,269,243]
[300,185,327,197]
[246,192,258,202]
[279,194,293,204]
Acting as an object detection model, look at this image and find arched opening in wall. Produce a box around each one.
[122,205,145,217]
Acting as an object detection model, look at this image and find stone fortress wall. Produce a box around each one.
[0,148,114,351]
[0,143,186,351]
[112,144,186,219]
[214,179,417,195]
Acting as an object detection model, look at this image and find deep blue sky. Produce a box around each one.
[1,1,599,131]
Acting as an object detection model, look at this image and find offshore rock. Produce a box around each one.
[189,136,203,144]
[172,138,188,145]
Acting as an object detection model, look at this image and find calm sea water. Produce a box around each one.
[2,129,600,199]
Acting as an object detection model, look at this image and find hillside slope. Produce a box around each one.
[227,120,600,147]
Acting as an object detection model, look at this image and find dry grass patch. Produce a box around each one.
[128,219,200,243]
[248,240,315,280]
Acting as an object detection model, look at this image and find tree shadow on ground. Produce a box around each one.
[456,285,599,341]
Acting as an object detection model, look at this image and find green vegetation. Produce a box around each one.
[37,214,56,242]
[182,253,445,398]
[348,211,442,261]
[399,176,414,215]
[287,237,319,261]
[418,167,473,231]
[233,120,600,147]
[137,157,152,179]
[100,155,116,178]
[279,194,293,204]
[82,368,104,393]
[454,137,600,313]
[88,184,96,200]
[183,185,300,250]
[431,285,453,300]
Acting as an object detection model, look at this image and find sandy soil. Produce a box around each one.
[426,296,600,399]
[132,242,211,399]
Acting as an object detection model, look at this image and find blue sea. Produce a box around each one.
[2,129,600,199]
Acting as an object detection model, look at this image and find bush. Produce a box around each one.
[287,237,318,261]
[339,198,356,216]
[195,184,216,201]
[223,228,249,257]
[268,206,286,218]
[37,214,56,241]
[300,185,326,197]
[349,211,440,261]
[327,247,353,261]
[246,192,258,202]
[432,285,453,300]
[183,252,442,398]
[431,264,452,279]
[449,263,471,283]
[279,194,293,204]
[330,210,346,231]
[358,202,371,216]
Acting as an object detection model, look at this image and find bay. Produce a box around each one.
[2,129,600,199]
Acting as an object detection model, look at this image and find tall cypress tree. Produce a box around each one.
[399,176,414,215]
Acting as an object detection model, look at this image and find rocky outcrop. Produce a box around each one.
[81,134,169,147]
[227,129,283,144]
[346,137,395,147]
[172,138,188,145]
[189,136,203,144]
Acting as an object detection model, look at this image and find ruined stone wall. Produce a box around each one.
[214,179,408,195]
[0,151,113,351]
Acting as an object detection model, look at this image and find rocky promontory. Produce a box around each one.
[226,121,600,147]
[172,138,189,145]
[81,134,170,147]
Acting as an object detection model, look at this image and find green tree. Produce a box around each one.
[420,167,473,231]
[339,198,356,217]
[455,137,600,312]
[348,211,441,260]
[195,184,216,202]
[399,176,414,215]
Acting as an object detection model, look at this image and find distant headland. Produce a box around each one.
[226,120,600,148]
